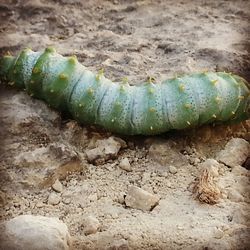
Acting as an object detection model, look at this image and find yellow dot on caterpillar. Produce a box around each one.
[211,79,218,85]
[32,67,40,74]
[122,77,128,84]
[179,84,185,92]
[45,47,56,53]
[50,89,54,93]
[184,103,192,109]
[59,73,68,80]
[68,56,77,64]
[238,95,244,100]
[115,101,121,107]
[87,88,94,95]
[186,121,191,125]
[215,96,221,103]
[96,68,104,81]
[212,114,217,118]
[149,107,156,112]
[24,47,32,52]
[148,87,154,93]
[120,85,125,92]
[150,126,153,130]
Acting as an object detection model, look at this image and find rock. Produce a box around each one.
[119,158,132,172]
[82,215,100,235]
[148,140,188,167]
[0,215,71,250]
[85,136,123,164]
[125,186,160,211]
[117,192,126,204]
[14,147,51,167]
[14,143,78,169]
[191,157,201,165]
[214,228,224,239]
[227,189,244,202]
[231,165,249,176]
[168,165,177,174]
[36,201,45,208]
[216,138,250,167]
[85,147,103,163]
[10,141,81,189]
[142,172,151,183]
[48,192,61,205]
[96,137,122,156]
[107,239,129,250]
[52,179,63,193]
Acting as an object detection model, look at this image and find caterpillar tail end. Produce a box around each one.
[0,54,15,83]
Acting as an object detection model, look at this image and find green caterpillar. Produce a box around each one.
[0,47,249,135]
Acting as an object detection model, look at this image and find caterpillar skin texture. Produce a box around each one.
[0,48,249,135]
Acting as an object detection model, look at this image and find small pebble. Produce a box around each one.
[62,198,71,205]
[119,158,132,172]
[158,171,168,177]
[216,138,250,167]
[166,181,172,188]
[107,239,129,250]
[36,201,44,208]
[48,193,61,205]
[214,228,224,239]
[52,179,63,193]
[85,148,103,163]
[117,192,126,204]
[169,165,177,174]
[125,186,160,211]
[82,215,100,235]
[227,189,244,202]
[142,172,151,182]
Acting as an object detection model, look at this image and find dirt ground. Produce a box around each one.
[0,0,250,249]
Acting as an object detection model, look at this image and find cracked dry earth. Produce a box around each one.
[0,0,250,249]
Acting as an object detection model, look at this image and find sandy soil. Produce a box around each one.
[0,0,250,249]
